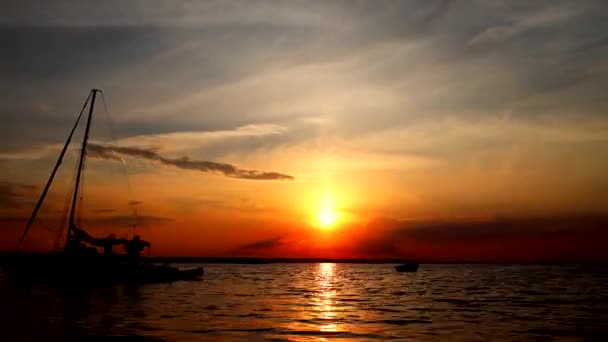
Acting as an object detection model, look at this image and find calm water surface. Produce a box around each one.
[1,264,607,341]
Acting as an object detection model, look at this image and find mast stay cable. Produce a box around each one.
[66,89,100,245]
[99,91,139,236]
[17,92,93,251]
[53,161,80,251]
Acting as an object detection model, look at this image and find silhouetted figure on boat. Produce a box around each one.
[65,236,97,256]
[103,233,128,256]
[68,224,127,256]
[125,235,151,259]
[65,225,97,256]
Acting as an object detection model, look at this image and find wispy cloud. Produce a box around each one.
[92,208,117,214]
[418,0,454,27]
[239,236,286,250]
[87,143,294,181]
[0,214,172,231]
[0,145,60,160]
[113,123,289,155]
[0,181,37,209]
[469,5,584,46]
[231,236,295,256]
[83,214,173,228]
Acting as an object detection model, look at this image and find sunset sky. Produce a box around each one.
[2,0,608,261]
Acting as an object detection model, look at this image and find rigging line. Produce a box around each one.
[53,187,73,250]
[77,151,87,228]
[17,91,93,251]
[99,91,131,191]
[67,89,99,245]
[99,91,139,230]
[54,146,83,250]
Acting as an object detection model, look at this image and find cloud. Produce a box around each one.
[238,236,286,250]
[351,215,608,260]
[418,0,454,27]
[2,1,608,260]
[231,236,296,256]
[92,208,117,214]
[117,124,287,151]
[469,26,518,46]
[0,185,22,208]
[3,1,607,157]
[0,214,172,230]
[87,143,294,181]
[469,5,584,46]
[0,181,37,209]
[1,1,344,28]
[82,214,173,228]
[0,145,59,160]
[397,215,608,243]
[88,144,159,161]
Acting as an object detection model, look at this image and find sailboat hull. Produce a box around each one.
[1,253,203,284]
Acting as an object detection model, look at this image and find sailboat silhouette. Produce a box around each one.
[7,89,203,283]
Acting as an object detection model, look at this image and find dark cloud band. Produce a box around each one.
[87,143,294,181]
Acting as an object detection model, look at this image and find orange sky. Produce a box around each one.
[2,1,608,261]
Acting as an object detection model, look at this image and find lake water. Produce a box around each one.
[1,263,607,341]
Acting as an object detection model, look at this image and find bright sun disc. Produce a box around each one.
[318,209,337,227]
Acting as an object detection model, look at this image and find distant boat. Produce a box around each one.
[5,89,203,283]
[395,263,419,272]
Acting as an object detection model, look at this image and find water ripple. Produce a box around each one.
[2,264,608,341]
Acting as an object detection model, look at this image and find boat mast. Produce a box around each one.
[66,89,100,243]
[16,91,93,251]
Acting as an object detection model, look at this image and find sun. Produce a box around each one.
[318,208,337,228]
[313,193,340,229]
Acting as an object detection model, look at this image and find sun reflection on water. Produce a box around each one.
[317,263,340,334]
[282,263,348,340]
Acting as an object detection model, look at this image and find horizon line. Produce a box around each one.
[1,253,606,265]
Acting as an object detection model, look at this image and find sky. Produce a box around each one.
[2,0,608,261]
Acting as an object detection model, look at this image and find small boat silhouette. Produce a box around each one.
[395,263,419,272]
